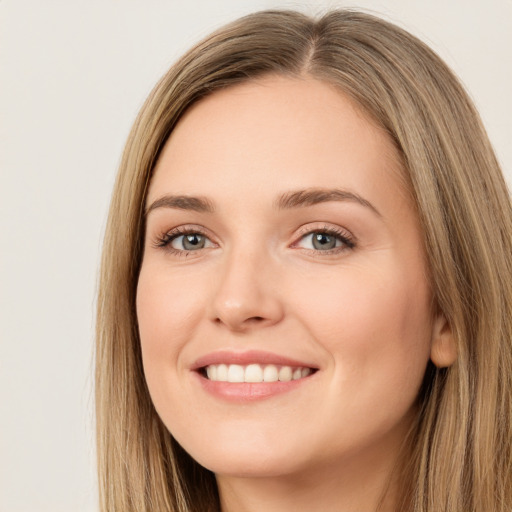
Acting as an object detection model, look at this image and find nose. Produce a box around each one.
[209,248,285,332]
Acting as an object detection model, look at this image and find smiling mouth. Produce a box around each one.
[200,363,316,383]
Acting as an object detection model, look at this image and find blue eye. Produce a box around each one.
[170,233,213,251]
[296,229,354,252]
[154,227,215,253]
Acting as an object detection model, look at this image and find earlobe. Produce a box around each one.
[430,314,457,368]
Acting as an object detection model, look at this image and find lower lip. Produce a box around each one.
[194,372,310,402]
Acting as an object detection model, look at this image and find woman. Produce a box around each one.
[95,9,512,512]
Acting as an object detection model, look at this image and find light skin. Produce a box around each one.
[136,76,456,512]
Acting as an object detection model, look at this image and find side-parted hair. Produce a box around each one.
[96,10,512,512]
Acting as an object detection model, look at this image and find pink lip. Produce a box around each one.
[191,350,318,371]
[194,375,308,402]
[190,350,318,402]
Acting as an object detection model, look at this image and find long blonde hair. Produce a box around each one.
[96,10,512,512]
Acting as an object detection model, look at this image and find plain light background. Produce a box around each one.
[1,1,510,511]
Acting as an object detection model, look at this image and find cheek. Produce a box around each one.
[136,261,210,425]
[136,262,206,411]
[136,262,203,352]
[290,261,433,450]
[294,260,433,386]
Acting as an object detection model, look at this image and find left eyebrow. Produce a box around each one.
[275,188,382,217]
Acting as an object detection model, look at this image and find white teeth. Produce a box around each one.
[217,364,228,381]
[206,365,217,381]
[203,363,314,383]
[245,364,263,382]
[278,366,292,382]
[227,364,245,383]
[301,368,311,378]
[263,365,279,382]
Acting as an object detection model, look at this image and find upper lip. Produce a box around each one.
[191,350,318,371]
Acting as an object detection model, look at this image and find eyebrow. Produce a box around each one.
[145,195,215,216]
[145,187,381,217]
[275,188,381,217]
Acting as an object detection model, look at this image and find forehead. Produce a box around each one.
[148,76,408,212]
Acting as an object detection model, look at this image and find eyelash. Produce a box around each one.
[153,225,356,257]
[153,226,211,257]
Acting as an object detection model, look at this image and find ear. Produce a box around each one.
[430,314,457,368]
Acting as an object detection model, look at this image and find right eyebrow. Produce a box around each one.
[144,195,215,216]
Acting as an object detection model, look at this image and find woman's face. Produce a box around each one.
[137,76,449,480]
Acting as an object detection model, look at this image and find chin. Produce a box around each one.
[200,453,303,479]
[178,432,308,478]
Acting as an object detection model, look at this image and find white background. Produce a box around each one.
[1,1,510,511]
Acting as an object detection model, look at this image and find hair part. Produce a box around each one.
[96,9,512,511]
